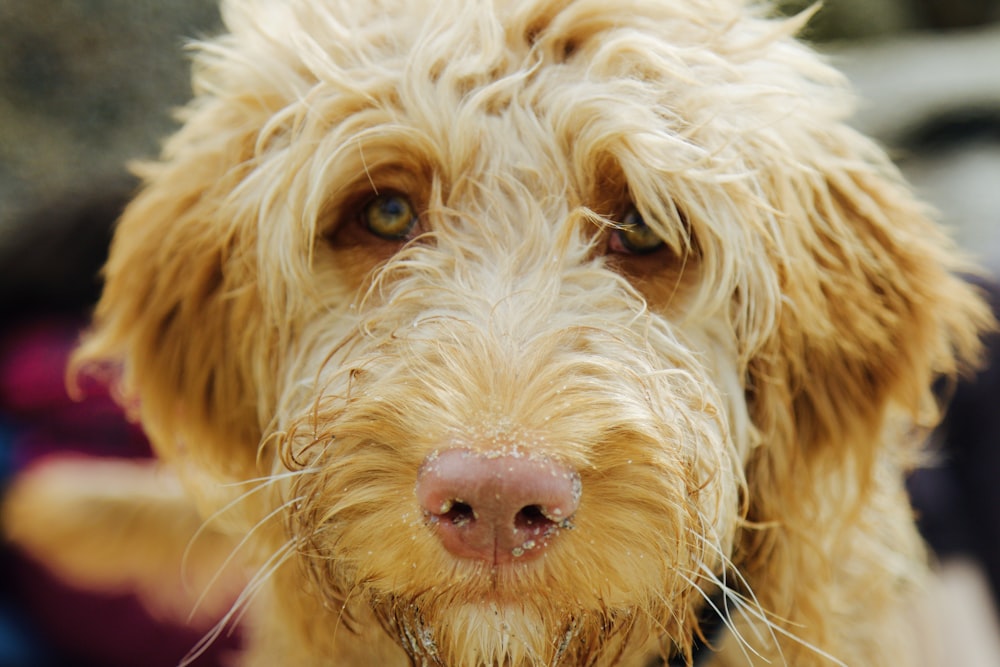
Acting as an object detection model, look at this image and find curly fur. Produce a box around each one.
[3,0,993,665]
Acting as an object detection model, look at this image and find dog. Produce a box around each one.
[3,0,994,665]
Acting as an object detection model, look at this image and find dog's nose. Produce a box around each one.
[416,449,581,564]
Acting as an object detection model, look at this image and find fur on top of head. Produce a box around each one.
[57,0,991,665]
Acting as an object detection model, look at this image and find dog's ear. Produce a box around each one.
[747,134,990,466]
[736,121,993,594]
[71,110,267,478]
[728,125,994,654]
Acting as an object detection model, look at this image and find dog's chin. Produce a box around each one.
[372,594,657,667]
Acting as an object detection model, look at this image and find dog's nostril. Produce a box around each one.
[514,504,550,530]
[443,501,475,526]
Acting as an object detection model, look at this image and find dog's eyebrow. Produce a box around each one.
[358,140,379,195]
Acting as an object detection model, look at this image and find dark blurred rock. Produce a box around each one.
[777,0,1000,42]
[0,0,220,239]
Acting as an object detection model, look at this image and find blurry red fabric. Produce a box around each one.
[0,316,235,667]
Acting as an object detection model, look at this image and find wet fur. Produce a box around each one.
[3,0,993,665]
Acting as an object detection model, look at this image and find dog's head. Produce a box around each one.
[73,0,989,664]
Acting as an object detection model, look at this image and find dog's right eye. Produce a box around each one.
[362,193,418,240]
[609,206,665,255]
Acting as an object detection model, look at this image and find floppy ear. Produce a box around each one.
[71,106,267,479]
[72,15,344,482]
[749,133,990,466]
[734,123,993,655]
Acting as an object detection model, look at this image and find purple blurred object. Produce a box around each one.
[0,316,237,667]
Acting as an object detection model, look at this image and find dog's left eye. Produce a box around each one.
[610,206,664,255]
[363,193,418,240]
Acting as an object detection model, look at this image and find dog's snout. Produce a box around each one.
[416,449,580,564]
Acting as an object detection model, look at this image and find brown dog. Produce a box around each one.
[4,1,993,665]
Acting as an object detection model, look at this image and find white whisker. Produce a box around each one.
[180,538,300,667]
[217,467,324,489]
[683,525,849,667]
[721,595,847,667]
[676,570,763,666]
[688,525,785,662]
[181,467,318,581]
[230,539,300,628]
[186,495,306,623]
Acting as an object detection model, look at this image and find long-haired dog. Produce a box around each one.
[4,0,994,665]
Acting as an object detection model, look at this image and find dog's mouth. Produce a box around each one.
[371,594,650,667]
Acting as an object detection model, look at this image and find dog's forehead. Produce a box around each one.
[242,0,748,60]
[215,0,831,228]
[224,0,813,141]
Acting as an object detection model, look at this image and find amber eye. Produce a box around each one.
[610,206,664,254]
[363,193,418,240]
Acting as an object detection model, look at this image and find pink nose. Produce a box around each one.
[416,449,581,564]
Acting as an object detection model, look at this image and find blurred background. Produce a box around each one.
[0,1,998,665]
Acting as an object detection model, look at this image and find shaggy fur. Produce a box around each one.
[4,0,994,665]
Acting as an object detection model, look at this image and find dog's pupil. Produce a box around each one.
[619,207,663,254]
[379,197,405,219]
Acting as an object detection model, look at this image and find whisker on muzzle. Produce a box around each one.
[181,537,301,667]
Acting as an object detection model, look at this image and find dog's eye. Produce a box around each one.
[363,193,418,240]
[610,206,664,255]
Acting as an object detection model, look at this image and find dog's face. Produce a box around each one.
[73,0,987,664]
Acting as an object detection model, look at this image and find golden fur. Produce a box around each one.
[4,0,994,665]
